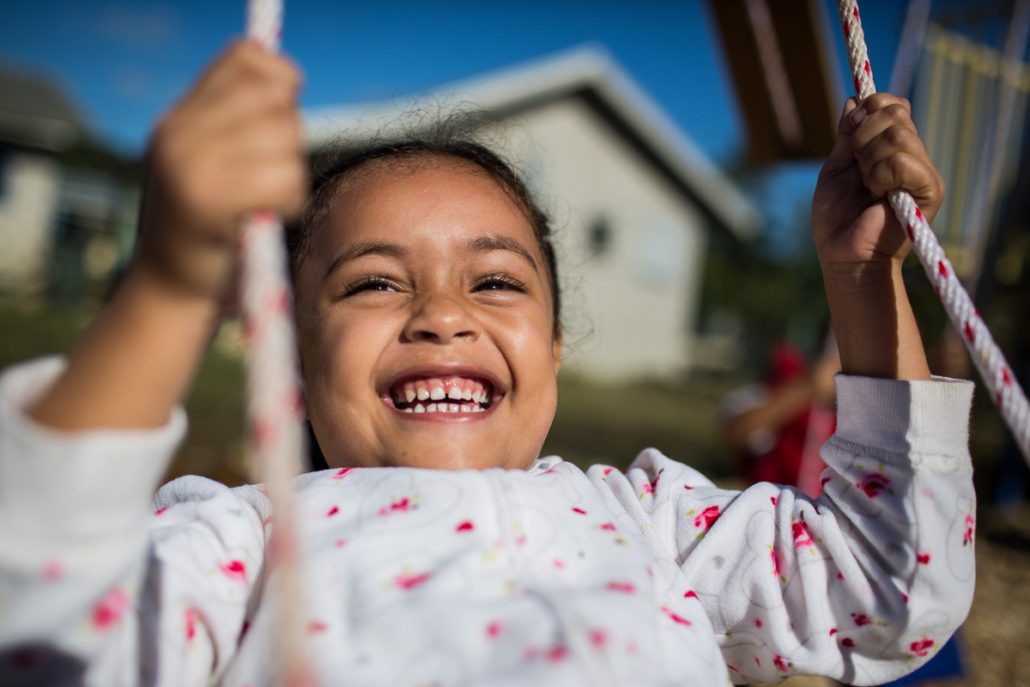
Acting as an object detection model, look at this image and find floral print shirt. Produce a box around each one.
[0,358,976,686]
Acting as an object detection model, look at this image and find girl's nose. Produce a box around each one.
[402,295,479,344]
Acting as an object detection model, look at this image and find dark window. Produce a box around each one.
[587,217,611,258]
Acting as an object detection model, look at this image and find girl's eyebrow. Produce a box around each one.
[466,236,539,274]
[322,241,407,283]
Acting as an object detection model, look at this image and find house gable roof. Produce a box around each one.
[0,67,83,152]
[304,45,762,240]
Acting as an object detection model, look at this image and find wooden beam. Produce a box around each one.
[707,0,842,164]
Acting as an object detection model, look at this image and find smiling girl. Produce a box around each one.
[0,43,975,686]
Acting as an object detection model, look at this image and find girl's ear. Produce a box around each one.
[552,326,563,375]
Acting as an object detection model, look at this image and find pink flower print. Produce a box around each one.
[306,620,328,633]
[218,560,247,583]
[770,496,777,506]
[92,588,129,631]
[545,645,568,662]
[963,514,975,546]
[327,506,339,517]
[754,618,763,628]
[836,570,845,581]
[901,592,909,603]
[821,475,833,487]
[572,507,587,514]
[694,505,720,531]
[332,467,354,480]
[910,637,935,656]
[602,467,614,476]
[853,613,871,627]
[661,606,692,627]
[792,521,814,548]
[553,558,565,569]
[829,628,837,636]
[378,496,414,516]
[684,484,694,490]
[856,472,891,498]
[589,628,608,650]
[684,590,698,599]
[335,539,347,547]
[599,522,617,531]
[485,621,503,639]
[773,655,789,673]
[394,571,431,590]
[185,607,199,642]
[154,506,170,516]
[640,481,653,497]
[455,520,474,532]
[522,645,539,661]
[917,552,931,565]
[42,560,62,581]
[606,581,636,594]
[755,657,761,667]
[771,549,781,577]
[841,638,854,647]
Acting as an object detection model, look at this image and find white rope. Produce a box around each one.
[835,0,1030,464]
[241,0,308,682]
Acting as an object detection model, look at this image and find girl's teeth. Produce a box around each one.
[473,405,484,412]
[405,389,416,403]
[449,403,460,412]
[447,387,462,400]
[430,387,446,401]
[404,407,414,413]
[414,404,426,413]
[462,388,473,401]
[417,388,429,401]
[427,403,437,412]
[460,404,472,413]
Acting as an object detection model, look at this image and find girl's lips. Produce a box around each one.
[379,364,506,419]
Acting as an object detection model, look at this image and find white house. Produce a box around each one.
[304,46,761,383]
[0,68,82,296]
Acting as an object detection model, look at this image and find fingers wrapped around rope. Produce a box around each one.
[848,93,944,221]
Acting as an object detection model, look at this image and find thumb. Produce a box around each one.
[826,98,860,166]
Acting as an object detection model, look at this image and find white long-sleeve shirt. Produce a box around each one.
[0,358,976,686]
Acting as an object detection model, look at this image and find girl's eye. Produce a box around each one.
[342,277,399,296]
[474,275,526,292]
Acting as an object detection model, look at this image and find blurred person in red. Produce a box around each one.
[721,336,840,497]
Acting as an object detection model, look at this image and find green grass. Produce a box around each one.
[0,298,740,487]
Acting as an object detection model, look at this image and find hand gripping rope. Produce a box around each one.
[836,0,1030,464]
[241,0,310,683]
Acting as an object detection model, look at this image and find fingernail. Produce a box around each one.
[851,108,867,126]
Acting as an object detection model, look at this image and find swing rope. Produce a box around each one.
[836,0,1030,465]
[241,0,309,682]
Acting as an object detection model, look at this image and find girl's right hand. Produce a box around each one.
[136,41,307,303]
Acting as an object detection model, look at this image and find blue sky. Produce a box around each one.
[0,0,911,254]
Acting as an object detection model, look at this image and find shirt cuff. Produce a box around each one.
[832,373,974,461]
[0,357,187,540]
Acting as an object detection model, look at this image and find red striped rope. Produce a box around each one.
[242,0,309,683]
[835,0,1030,464]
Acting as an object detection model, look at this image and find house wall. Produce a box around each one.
[0,151,60,294]
[498,98,708,383]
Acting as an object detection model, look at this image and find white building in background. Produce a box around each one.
[0,69,81,295]
[305,46,761,383]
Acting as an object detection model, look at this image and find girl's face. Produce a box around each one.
[294,159,561,471]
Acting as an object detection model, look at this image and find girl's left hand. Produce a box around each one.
[812,94,945,274]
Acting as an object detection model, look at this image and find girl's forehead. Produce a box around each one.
[317,161,538,252]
